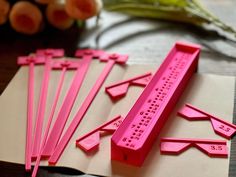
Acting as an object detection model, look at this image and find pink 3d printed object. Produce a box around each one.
[76,115,124,152]
[178,104,236,139]
[160,137,228,157]
[105,72,152,100]
[111,41,201,166]
[48,52,128,165]
[42,49,106,158]
[17,55,46,171]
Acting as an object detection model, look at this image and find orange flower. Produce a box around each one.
[46,3,74,30]
[9,1,43,35]
[0,0,10,25]
[65,0,102,20]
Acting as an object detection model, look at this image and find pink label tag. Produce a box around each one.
[178,104,236,139]
[131,75,152,86]
[161,142,191,154]
[161,137,228,158]
[105,73,152,100]
[77,132,100,152]
[101,116,123,132]
[17,55,46,171]
[210,118,236,138]
[195,143,228,157]
[76,116,123,153]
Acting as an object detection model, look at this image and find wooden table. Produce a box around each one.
[0,0,236,176]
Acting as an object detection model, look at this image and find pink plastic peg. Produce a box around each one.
[105,72,152,99]
[42,49,107,158]
[76,115,123,152]
[160,137,228,158]
[48,53,128,165]
[31,60,79,177]
[178,104,236,139]
[111,41,201,166]
[17,55,46,171]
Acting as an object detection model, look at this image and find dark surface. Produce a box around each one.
[1,0,236,176]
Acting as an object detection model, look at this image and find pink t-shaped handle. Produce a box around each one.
[76,115,123,152]
[32,49,65,159]
[160,137,228,158]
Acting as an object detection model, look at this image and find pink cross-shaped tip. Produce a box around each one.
[100,53,128,64]
[17,56,46,65]
[36,49,64,58]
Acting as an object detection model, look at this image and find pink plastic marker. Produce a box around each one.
[32,49,64,159]
[17,55,46,171]
[42,49,106,158]
[178,104,236,139]
[76,115,124,152]
[160,137,228,158]
[111,41,201,166]
[105,72,152,100]
[48,53,128,165]
[31,60,79,177]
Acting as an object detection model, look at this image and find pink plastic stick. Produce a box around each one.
[48,53,128,164]
[178,104,236,139]
[105,72,152,99]
[32,60,78,177]
[17,56,45,171]
[26,62,34,170]
[160,137,228,157]
[32,50,64,159]
[42,50,106,158]
[32,58,53,159]
[111,41,201,166]
[75,115,123,152]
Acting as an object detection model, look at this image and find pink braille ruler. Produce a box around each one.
[111,41,201,166]
[160,137,228,157]
[32,49,64,159]
[48,53,128,165]
[42,49,106,158]
[105,72,152,100]
[17,55,46,171]
[76,115,124,152]
[31,60,79,177]
[178,104,236,139]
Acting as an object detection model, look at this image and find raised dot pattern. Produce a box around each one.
[118,53,189,149]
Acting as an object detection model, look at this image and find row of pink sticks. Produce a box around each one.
[18,48,153,177]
